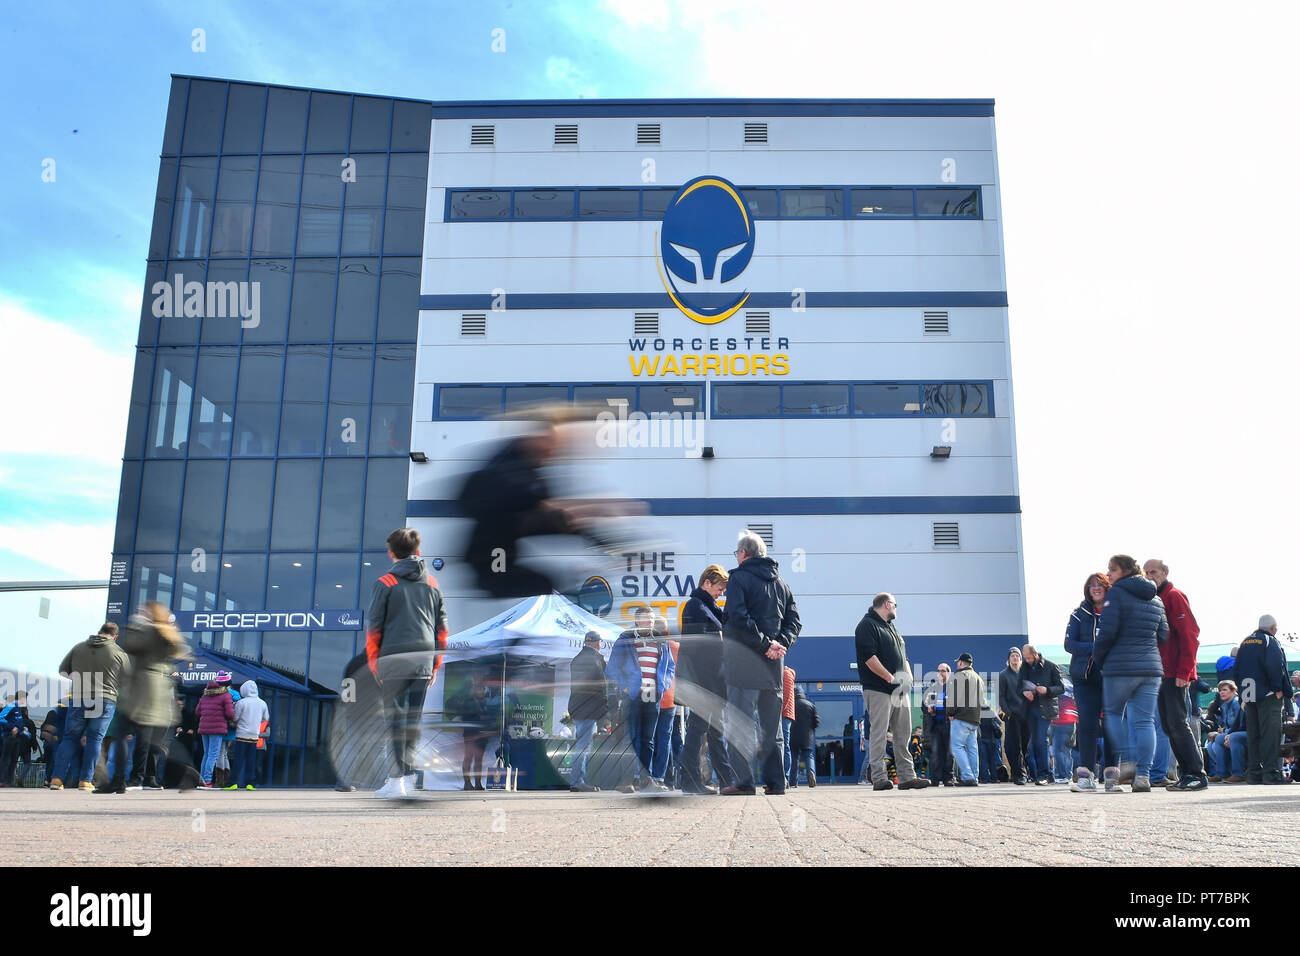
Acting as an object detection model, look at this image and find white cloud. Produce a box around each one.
[0,523,115,580]
[545,56,600,99]
[0,292,132,460]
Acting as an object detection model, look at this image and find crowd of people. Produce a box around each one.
[562,544,1297,795]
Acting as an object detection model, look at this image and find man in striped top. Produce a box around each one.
[609,606,676,792]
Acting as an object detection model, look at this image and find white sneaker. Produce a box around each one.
[1070,768,1098,792]
[374,776,408,799]
[404,772,420,792]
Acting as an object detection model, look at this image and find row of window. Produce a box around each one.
[447,186,981,222]
[153,152,428,261]
[433,381,994,419]
[163,78,431,157]
[116,455,409,555]
[125,345,415,461]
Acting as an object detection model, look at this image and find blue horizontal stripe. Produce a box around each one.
[419,291,1008,311]
[430,98,994,118]
[406,495,1019,518]
[787,634,1029,682]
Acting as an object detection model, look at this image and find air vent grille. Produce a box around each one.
[747,523,774,549]
[460,313,487,336]
[743,122,768,144]
[745,311,771,334]
[932,521,960,549]
[636,123,661,145]
[554,124,578,145]
[924,311,950,334]
[633,312,660,335]
[469,125,495,147]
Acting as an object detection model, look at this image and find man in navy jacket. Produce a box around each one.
[1235,614,1292,784]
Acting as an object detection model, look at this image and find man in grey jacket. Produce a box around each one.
[50,623,130,791]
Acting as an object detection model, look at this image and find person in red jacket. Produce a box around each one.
[1143,559,1208,791]
[194,681,235,789]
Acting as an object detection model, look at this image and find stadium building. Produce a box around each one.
[109,77,1026,784]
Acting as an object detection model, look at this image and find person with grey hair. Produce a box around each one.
[720,530,801,796]
[1142,559,1208,792]
[1234,615,1292,784]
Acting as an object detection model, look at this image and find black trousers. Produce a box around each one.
[122,723,168,786]
[927,716,952,781]
[1244,697,1284,782]
[727,685,784,790]
[1157,678,1205,777]
[381,677,427,777]
[1003,712,1029,781]
[681,708,735,790]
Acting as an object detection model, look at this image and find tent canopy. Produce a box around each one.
[441,592,626,665]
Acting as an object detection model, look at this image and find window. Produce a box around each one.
[279,346,330,454]
[162,78,187,155]
[135,461,184,553]
[297,155,345,255]
[349,97,392,151]
[223,460,274,549]
[573,385,636,410]
[638,384,703,414]
[335,258,380,342]
[318,459,365,548]
[174,553,218,614]
[780,188,842,218]
[384,153,428,254]
[262,88,307,152]
[504,385,567,412]
[306,92,350,151]
[742,189,778,218]
[782,383,849,416]
[390,100,430,150]
[641,189,676,219]
[133,554,176,610]
[917,187,980,217]
[146,347,196,456]
[370,344,415,455]
[341,154,387,254]
[326,345,372,455]
[149,159,178,260]
[233,347,284,455]
[114,461,141,553]
[221,84,266,153]
[200,261,248,344]
[578,190,638,219]
[123,348,155,456]
[271,460,322,550]
[851,188,914,217]
[181,80,225,154]
[449,190,509,220]
[251,156,302,256]
[713,384,780,417]
[187,348,237,456]
[156,262,203,345]
[363,458,409,549]
[288,258,337,341]
[313,553,359,610]
[267,553,313,608]
[513,189,574,218]
[217,553,267,611]
[179,460,227,553]
[171,157,218,258]
[376,258,420,341]
[438,386,502,418]
[923,382,989,415]
[244,259,291,343]
[854,383,921,416]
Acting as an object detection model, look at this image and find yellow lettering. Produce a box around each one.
[752,354,770,375]
[621,601,649,619]
[682,354,701,375]
[703,354,721,376]
[771,354,789,375]
[661,355,680,376]
[629,355,660,376]
[731,354,750,375]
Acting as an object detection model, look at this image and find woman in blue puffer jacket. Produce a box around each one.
[1092,554,1169,792]
[1063,571,1111,789]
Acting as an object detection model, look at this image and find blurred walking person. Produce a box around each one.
[678,565,737,794]
[115,603,193,792]
[567,631,608,792]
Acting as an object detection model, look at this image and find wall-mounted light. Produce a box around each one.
[409,451,429,463]
[931,445,952,459]
[701,446,715,459]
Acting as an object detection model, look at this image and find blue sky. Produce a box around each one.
[1,0,1297,656]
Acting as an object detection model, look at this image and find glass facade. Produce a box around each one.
[109,78,430,785]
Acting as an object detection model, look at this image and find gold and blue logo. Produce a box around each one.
[656,176,754,325]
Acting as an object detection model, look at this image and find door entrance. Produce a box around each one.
[800,683,864,784]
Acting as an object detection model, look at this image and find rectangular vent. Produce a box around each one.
[636,123,661,145]
[554,123,578,145]
[743,122,768,144]
[747,523,774,549]
[744,311,771,334]
[460,313,487,336]
[469,125,495,147]
[932,521,960,549]
[633,312,660,335]
[924,310,950,334]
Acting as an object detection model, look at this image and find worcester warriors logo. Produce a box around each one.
[656,176,755,325]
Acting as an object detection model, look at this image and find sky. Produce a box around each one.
[1,0,1297,671]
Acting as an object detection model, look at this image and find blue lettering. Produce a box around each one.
[672,338,683,350]
[778,337,789,349]
[620,575,638,597]
[653,338,666,352]
[726,338,737,350]
[628,339,647,352]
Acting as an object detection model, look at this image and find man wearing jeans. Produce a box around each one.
[1143,559,1209,791]
[567,631,608,792]
[948,653,985,786]
[609,607,675,792]
[855,592,930,791]
[50,623,129,792]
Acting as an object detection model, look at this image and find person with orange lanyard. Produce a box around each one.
[650,617,682,788]
[366,527,449,800]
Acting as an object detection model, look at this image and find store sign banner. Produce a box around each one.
[176,609,363,632]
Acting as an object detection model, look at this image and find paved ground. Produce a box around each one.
[3,782,1297,866]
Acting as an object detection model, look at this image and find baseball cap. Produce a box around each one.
[956,652,974,665]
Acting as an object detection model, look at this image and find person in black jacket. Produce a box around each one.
[856,592,930,791]
[1021,645,1065,784]
[567,631,608,792]
[788,686,819,788]
[720,530,801,796]
[1064,572,1110,788]
[677,565,737,794]
[1235,615,1292,784]
[997,647,1030,784]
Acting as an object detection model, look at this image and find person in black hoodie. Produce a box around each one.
[1064,572,1110,789]
[997,647,1030,784]
[720,531,801,796]
[1020,645,1065,784]
[677,564,737,794]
